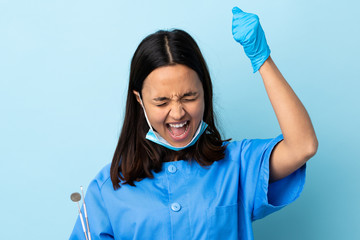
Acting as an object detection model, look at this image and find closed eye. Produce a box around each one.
[183,98,196,102]
[156,102,168,107]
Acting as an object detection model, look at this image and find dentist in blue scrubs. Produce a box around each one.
[70,7,318,240]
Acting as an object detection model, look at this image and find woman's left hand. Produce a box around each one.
[232,7,270,73]
[232,7,318,182]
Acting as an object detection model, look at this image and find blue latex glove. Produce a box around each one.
[232,7,271,73]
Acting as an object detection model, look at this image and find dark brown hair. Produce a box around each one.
[110,29,229,189]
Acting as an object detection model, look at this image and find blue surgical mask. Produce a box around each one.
[138,94,208,151]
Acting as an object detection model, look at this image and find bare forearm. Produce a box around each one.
[259,56,318,180]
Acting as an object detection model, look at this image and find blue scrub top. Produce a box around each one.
[70,134,306,240]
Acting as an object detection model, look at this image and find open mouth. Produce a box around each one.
[166,120,190,138]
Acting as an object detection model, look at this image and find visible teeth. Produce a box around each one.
[169,121,187,128]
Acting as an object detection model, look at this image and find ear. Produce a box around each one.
[133,90,142,105]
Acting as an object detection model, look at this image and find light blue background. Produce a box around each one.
[1,0,359,239]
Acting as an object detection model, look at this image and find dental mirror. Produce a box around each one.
[70,192,81,202]
[70,191,89,240]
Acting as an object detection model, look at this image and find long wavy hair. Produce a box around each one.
[110,29,229,189]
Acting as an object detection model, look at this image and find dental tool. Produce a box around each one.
[80,186,91,240]
[71,192,89,240]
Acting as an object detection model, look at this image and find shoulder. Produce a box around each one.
[225,135,283,150]
[92,163,112,190]
[223,135,284,162]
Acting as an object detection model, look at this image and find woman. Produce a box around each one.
[70,7,318,240]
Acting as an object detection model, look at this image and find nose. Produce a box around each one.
[169,102,185,120]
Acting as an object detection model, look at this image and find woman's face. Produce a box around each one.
[134,64,205,148]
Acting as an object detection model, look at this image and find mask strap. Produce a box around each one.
[137,94,155,132]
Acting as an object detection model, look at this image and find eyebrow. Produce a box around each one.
[152,91,198,101]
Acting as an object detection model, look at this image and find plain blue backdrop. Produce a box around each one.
[1,0,359,239]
